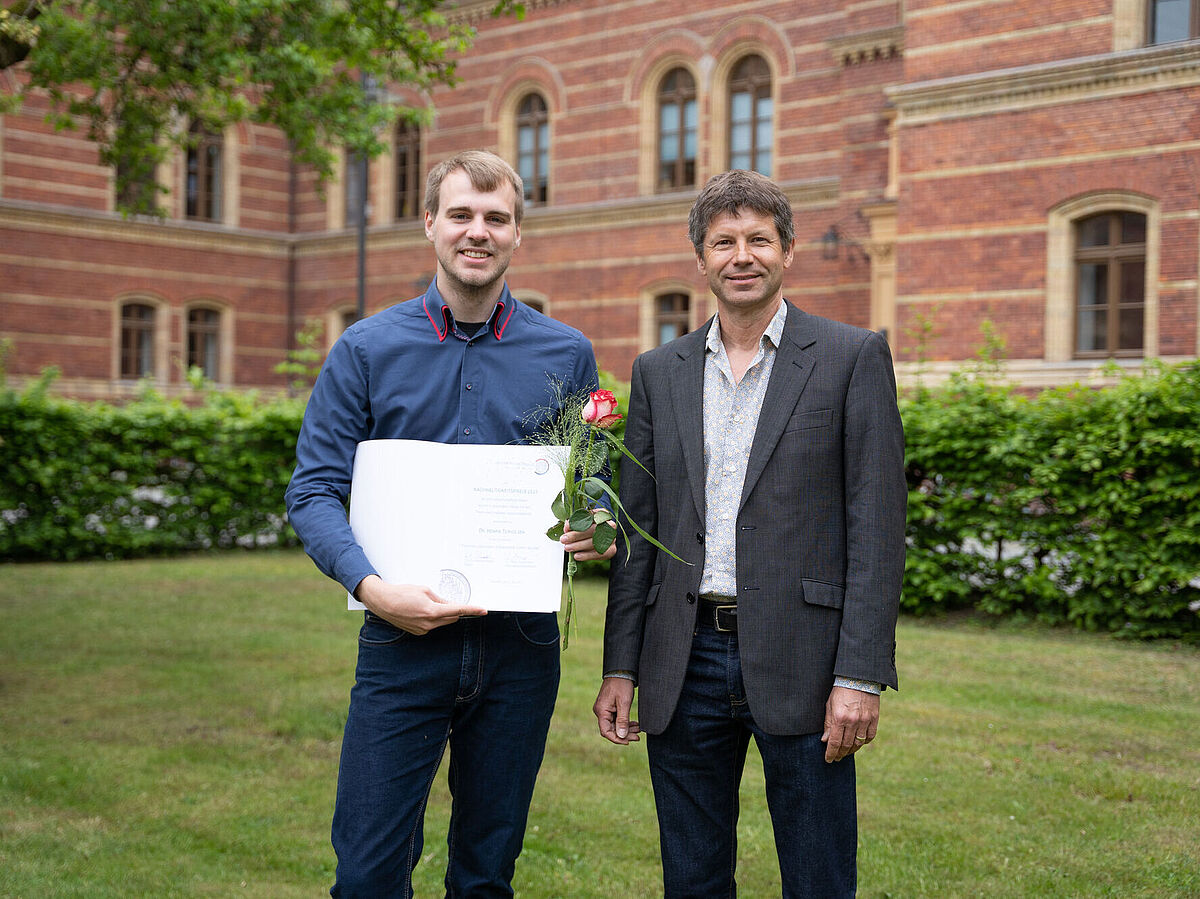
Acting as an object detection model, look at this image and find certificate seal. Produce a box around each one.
[437,569,472,604]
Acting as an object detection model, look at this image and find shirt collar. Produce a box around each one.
[421,280,517,342]
[706,300,788,355]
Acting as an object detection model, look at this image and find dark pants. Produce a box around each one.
[646,623,857,898]
[330,610,560,898]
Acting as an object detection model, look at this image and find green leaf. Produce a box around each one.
[545,521,564,541]
[582,477,606,500]
[550,490,570,521]
[568,509,594,533]
[591,522,616,555]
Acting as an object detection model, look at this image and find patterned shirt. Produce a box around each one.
[696,302,880,696]
[698,303,786,596]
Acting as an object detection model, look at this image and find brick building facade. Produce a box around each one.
[2,0,1198,397]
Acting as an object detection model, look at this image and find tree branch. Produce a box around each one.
[0,1,42,70]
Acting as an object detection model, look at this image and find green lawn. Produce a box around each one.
[1,551,1197,897]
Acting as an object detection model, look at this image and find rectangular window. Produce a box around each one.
[186,308,221,380]
[186,126,223,222]
[1074,212,1146,357]
[1149,0,1199,43]
[656,293,690,345]
[120,304,156,379]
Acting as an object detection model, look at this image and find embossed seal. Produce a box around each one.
[437,569,472,604]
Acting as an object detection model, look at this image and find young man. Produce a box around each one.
[286,150,613,897]
[594,170,906,897]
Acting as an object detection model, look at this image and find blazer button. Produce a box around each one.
[695,532,704,543]
[686,592,696,604]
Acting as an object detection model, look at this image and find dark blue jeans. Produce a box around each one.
[646,623,857,899]
[330,610,560,898]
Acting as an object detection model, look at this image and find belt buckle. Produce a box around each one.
[712,603,737,633]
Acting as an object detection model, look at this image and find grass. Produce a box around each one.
[1,550,1198,897]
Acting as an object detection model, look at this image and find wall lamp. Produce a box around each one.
[820,223,868,262]
[821,225,841,260]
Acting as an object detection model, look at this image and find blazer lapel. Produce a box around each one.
[740,302,817,509]
[669,323,709,524]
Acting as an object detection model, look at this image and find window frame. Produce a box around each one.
[654,292,691,345]
[185,306,222,380]
[1147,0,1200,44]
[727,54,773,176]
[185,124,224,222]
[1072,211,1148,359]
[516,92,550,204]
[394,120,422,221]
[119,302,157,380]
[657,68,698,192]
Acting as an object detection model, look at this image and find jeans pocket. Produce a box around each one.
[358,611,409,646]
[512,611,561,647]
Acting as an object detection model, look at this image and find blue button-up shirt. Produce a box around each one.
[285,281,599,594]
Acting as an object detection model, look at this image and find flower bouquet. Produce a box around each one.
[532,385,688,648]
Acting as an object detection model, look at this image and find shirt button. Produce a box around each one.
[463,427,471,436]
[465,383,473,390]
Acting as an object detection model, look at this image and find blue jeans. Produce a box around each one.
[646,623,857,899]
[330,610,561,898]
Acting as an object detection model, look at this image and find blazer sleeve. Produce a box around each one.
[602,354,657,676]
[835,330,907,688]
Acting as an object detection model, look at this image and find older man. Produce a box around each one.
[594,170,906,897]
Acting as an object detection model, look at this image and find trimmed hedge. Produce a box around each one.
[3,364,1198,641]
[0,375,303,560]
[902,362,1200,641]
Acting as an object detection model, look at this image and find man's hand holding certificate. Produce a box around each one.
[348,440,569,613]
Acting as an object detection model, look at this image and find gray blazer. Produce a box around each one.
[603,301,907,735]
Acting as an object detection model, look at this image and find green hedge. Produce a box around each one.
[0,375,303,560]
[3,364,1198,641]
[902,362,1200,641]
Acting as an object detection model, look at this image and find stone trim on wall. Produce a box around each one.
[889,41,1200,124]
[444,0,571,24]
[828,26,904,67]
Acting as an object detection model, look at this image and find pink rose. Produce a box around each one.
[581,389,622,429]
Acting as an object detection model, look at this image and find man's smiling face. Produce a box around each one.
[697,208,794,316]
[425,168,521,298]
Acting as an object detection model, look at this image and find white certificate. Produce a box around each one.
[347,440,569,612]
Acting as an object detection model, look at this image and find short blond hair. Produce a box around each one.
[424,150,525,225]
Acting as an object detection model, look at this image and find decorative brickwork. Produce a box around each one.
[2,1,1197,397]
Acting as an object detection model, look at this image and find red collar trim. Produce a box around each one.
[492,300,515,340]
[422,297,454,342]
[423,295,515,342]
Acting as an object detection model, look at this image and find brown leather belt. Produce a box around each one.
[697,599,737,633]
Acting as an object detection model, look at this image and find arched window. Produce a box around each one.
[186,124,223,222]
[655,293,690,344]
[394,120,421,220]
[1149,0,1199,43]
[120,303,156,379]
[344,150,366,230]
[658,68,697,191]
[1074,211,1147,357]
[516,93,549,204]
[728,55,772,176]
[186,307,222,379]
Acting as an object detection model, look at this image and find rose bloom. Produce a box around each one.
[582,389,623,429]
